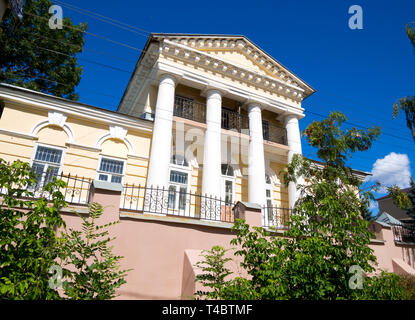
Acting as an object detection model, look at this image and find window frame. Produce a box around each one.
[168,157,191,211]
[30,143,66,187]
[265,174,274,221]
[96,155,126,184]
[220,163,236,206]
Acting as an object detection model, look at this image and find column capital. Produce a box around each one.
[201,86,226,98]
[206,89,223,101]
[283,113,301,125]
[158,73,177,87]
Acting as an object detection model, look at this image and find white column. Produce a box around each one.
[248,103,266,206]
[146,74,176,189]
[285,114,303,209]
[201,89,222,198]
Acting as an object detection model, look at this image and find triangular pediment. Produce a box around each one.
[151,34,315,95]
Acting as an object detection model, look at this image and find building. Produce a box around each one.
[1,33,414,299]
[376,188,413,223]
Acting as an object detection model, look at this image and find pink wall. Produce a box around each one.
[60,187,415,300]
[369,223,415,275]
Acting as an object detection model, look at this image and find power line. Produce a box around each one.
[25,12,143,52]
[313,91,412,136]
[53,0,151,37]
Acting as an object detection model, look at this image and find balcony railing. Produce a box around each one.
[174,96,206,124]
[392,224,415,243]
[173,96,288,145]
[0,172,92,205]
[121,184,235,223]
[221,108,250,133]
[263,206,293,229]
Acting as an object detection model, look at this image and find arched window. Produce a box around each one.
[171,154,189,167]
[221,163,234,177]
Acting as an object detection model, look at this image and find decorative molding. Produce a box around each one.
[65,142,101,152]
[96,125,135,155]
[0,128,38,140]
[0,85,154,135]
[30,111,75,142]
[158,38,312,102]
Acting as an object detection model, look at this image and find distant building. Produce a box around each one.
[376,188,413,223]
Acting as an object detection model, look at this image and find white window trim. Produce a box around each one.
[30,143,66,176]
[221,164,236,205]
[96,155,126,184]
[168,163,192,212]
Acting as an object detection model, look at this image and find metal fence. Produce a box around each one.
[121,184,235,223]
[262,206,292,229]
[0,172,92,205]
[174,96,206,124]
[392,224,415,243]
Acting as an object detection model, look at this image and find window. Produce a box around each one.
[262,120,270,141]
[221,163,235,206]
[265,174,273,221]
[221,163,234,177]
[168,170,188,210]
[32,145,63,186]
[97,157,124,183]
[171,154,188,167]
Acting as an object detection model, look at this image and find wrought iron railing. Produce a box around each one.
[120,184,235,223]
[392,224,415,243]
[263,122,288,145]
[173,96,288,145]
[262,206,292,229]
[0,172,92,205]
[174,96,206,124]
[221,108,250,133]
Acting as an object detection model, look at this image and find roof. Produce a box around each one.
[375,212,403,226]
[117,33,316,112]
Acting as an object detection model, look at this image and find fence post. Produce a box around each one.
[89,180,123,223]
[232,201,263,228]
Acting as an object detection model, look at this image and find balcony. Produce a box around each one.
[263,205,293,229]
[173,96,288,145]
[120,184,235,223]
[392,224,415,243]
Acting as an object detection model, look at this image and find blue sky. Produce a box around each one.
[50,0,415,213]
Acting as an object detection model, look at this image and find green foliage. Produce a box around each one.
[0,158,129,300]
[58,202,130,300]
[194,111,386,300]
[406,178,415,220]
[387,184,412,211]
[354,271,408,300]
[0,159,67,299]
[0,0,87,100]
[398,274,415,299]
[392,22,415,141]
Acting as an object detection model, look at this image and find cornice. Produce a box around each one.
[156,60,305,118]
[0,84,154,134]
[160,39,307,103]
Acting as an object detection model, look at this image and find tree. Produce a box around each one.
[0,159,67,299]
[406,178,415,220]
[392,22,415,141]
[58,202,130,300]
[0,159,129,300]
[195,112,385,300]
[0,0,87,100]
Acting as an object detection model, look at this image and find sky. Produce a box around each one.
[46,0,415,214]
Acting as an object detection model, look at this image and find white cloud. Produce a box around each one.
[365,152,411,191]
